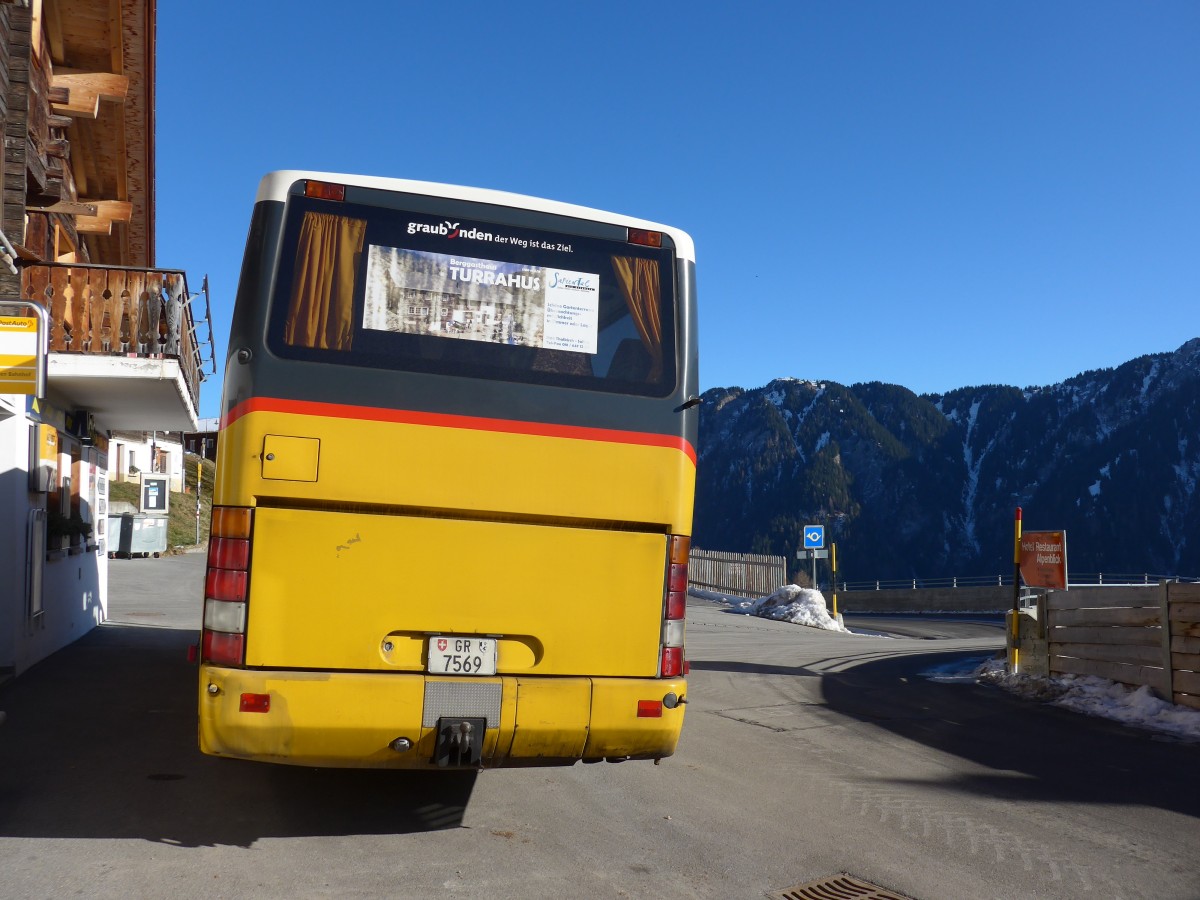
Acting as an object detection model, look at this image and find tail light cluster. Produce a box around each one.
[202,506,253,666]
[660,534,689,678]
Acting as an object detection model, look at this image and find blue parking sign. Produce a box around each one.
[803,525,825,549]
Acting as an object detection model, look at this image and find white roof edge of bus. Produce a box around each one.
[255,170,696,263]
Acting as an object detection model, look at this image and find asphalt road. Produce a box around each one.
[0,555,1196,899]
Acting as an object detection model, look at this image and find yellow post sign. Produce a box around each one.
[1019,530,1068,590]
[0,316,39,394]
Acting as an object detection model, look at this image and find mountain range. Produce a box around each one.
[693,338,1200,582]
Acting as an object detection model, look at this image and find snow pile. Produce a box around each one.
[976,659,1200,741]
[690,588,753,607]
[750,585,847,632]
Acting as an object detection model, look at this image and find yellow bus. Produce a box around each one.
[198,172,699,769]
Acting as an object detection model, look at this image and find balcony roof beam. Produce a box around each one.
[50,71,130,120]
[74,199,132,235]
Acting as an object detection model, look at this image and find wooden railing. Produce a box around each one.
[20,263,201,409]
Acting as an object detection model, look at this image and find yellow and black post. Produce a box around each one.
[831,542,839,618]
[1011,507,1022,672]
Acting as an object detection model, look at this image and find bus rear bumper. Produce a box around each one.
[198,666,686,769]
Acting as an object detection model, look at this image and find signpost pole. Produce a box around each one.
[831,543,839,617]
[1011,507,1022,673]
[195,460,202,545]
[803,525,825,590]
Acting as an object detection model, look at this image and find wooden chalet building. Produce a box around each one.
[0,0,208,678]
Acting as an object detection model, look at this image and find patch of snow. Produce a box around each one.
[689,588,751,606]
[1140,361,1160,401]
[922,655,993,683]
[796,387,826,425]
[976,660,1200,741]
[749,585,847,632]
[1174,437,1197,499]
[1089,480,1102,497]
[961,399,1004,553]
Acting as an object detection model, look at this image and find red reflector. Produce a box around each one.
[202,630,244,666]
[304,180,346,201]
[667,591,686,621]
[205,568,247,603]
[637,700,663,718]
[661,647,684,678]
[239,693,271,714]
[208,536,250,570]
[628,228,663,248]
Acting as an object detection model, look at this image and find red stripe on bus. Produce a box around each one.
[223,397,697,465]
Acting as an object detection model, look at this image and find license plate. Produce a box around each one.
[427,636,497,676]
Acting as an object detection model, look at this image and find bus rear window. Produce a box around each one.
[269,197,678,396]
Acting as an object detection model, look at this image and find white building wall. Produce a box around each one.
[0,396,108,677]
[0,396,26,675]
[107,432,185,492]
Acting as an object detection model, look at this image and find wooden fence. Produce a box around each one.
[688,549,786,598]
[1042,582,1200,710]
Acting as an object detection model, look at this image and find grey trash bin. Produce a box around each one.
[127,514,169,558]
[108,513,134,558]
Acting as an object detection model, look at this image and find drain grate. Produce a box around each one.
[768,873,914,900]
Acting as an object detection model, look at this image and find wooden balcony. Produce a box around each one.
[19,263,204,432]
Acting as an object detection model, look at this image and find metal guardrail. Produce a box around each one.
[840,573,1199,591]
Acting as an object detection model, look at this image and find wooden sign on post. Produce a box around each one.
[1020,530,1068,590]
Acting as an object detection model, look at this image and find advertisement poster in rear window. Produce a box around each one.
[363,246,599,354]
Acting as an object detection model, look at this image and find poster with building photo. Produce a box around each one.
[363,246,599,353]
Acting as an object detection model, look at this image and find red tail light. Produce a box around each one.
[203,630,245,667]
[205,568,247,603]
[666,535,688,620]
[667,561,687,620]
[660,535,689,677]
[201,506,253,667]
[208,536,250,570]
[660,647,684,678]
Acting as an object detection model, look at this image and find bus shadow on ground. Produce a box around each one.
[0,624,476,847]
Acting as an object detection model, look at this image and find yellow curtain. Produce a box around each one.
[284,212,367,350]
[611,256,663,380]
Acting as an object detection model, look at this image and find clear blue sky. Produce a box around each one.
[156,2,1199,421]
